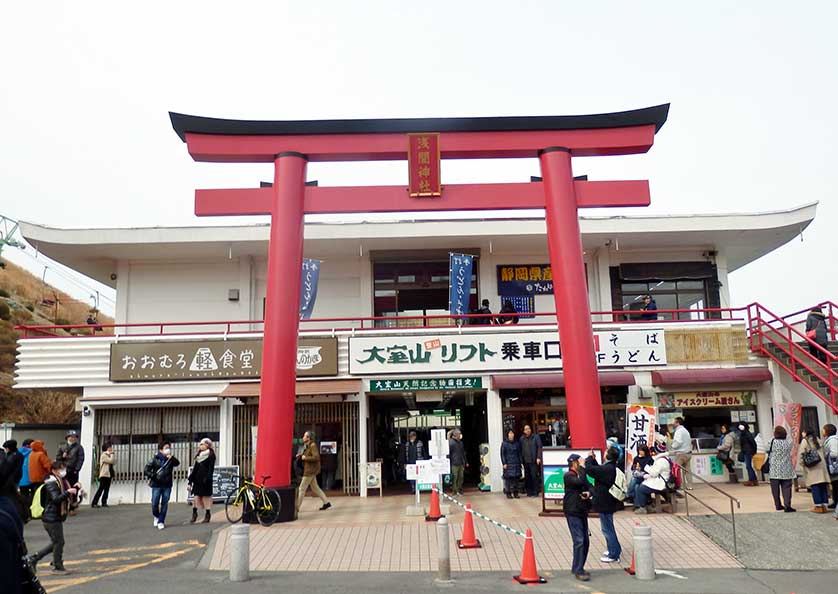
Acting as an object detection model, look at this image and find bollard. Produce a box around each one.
[230,523,250,582]
[436,516,452,583]
[632,524,655,581]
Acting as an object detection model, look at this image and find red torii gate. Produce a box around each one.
[170,105,669,509]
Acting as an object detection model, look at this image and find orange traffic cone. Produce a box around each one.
[456,504,482,549]
[425,487,444,522]
[625,550,636,575]
[513,528,546,584]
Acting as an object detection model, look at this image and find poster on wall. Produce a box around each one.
[624,404,657,475]
[773,402,803,462]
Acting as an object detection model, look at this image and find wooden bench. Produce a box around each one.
[651,489,678,513]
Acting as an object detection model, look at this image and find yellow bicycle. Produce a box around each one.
[225,475,280,526]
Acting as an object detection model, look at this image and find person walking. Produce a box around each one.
[400,431,426,493]
[144,441,180,530]
[27,440,52,495]
[187,438,216,523]
[823,424,838,509]
[0,449,25,594]
[475,299,493,325]
[716,424,738,483]
[805,306,829,364]
[519,425,543,497]
[56,430,85,488]
[91,443,115,508]
[799,428,830,513]
[738,423,759,485]
[668,417,692,490]
[584,448,623,563]
[26,460,77,574]
[296,431,331,513]
[633,452,672,514]
[626,444,653,504]
[500,430,522,498]
[563,454,592,581]
[16,440,34,504]
[766,425,796,512]
[448,429,467,496]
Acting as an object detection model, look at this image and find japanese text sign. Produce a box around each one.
[624,405,657,475]
[110,337,338,381]
[299,259,322,320]
[497,264,554,295]
[773,402,802,463]
[349,329,667,374]
[369,377,483,392]
[407,133,441,197]
[449,253,474,317]
[657,391,754,408]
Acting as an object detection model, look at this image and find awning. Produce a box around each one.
[492,371,636,390]
[651,367,772,387]
[221,379,362,399]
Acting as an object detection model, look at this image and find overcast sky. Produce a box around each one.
[1,1,836,317]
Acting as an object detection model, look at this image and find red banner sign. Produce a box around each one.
[407,133,442,197]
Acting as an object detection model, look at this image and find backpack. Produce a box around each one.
[665,457,681,490]
[29,484,45,520]
[608,468,627,501]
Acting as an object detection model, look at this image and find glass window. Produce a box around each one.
[653,293,678,319]
[677,280,705,290]
[622,283,649,293]
[648,281,676,291]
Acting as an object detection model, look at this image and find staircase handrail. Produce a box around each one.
[779,301,838,342]
[677,463,741,557]
[750,302,837,364]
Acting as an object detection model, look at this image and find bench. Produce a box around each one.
[651,489,678,514]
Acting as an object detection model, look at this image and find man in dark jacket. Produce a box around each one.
[562,454,591,581]
[584,448,623,563]
[448,429,468,496]
[475,299,493,325]
[144,441,180,530]
[806,307,829,364]
[401,431,426,493]
[738,423,759,485]
[519,425,543,497]
[56,430,85,487]
[1,447,26,591]
[640,295,658,320]
[500,430,522,498]
[26,460,77,574]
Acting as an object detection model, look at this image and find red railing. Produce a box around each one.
[780,300,838,342]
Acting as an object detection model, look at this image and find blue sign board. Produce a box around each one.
[449,253,474,317]
[497,264,553,295]
[299,259,321,320]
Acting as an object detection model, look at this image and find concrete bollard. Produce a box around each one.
[230,523,250,582]
[633,524,655,581]
[436,516,452,583]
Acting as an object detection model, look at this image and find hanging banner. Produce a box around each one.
[299,259,322,320]
[497,264,553,295]
[448,253,474,318]
[624,404,657,475]
[407,133,442,197]
[773,402,803,463]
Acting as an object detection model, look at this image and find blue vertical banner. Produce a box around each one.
[299,259,322,320]
[448,253,474,318]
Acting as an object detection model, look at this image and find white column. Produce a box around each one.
[358,391,369,497]
[715,251,731,308]
[79,406,96,504]
[219,398,234,466]
[486,384,503,493]
[596,248,613,319]
[237,256,253,325]
[756,380,774,437]
[115,261,130,325]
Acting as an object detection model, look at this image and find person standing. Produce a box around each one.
[144,441,180,530]
[26,460,77,574]
[17,440,34,504]
[91,443,115,508]
[640,295,658,320]
[400,431,426,494]
[497,299,519,324]
[668,417,692,490]
[823,424,838,509]
[563,454,592,581]
[584,448,623,563]
[476,299,494,325]
[500,430,522,498]
[27,440,52,496]
[766,425,796,512]
[187,438,216,523]
[56,430,85,488]
[296,431,331,513]
[0,452,25,594]
[738,423,759,485]
[805,306,829,364]
[798,428,830,513]
[716,424,738,483]
[519,425,543,497]
[448,429,467,496]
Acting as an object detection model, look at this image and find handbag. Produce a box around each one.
[761,440,773,475]
[806,328,817,339]
[802,448,821,468]
[716,449,730,463]
[737,451,745,463]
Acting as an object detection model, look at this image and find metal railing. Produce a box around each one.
[677,463,742,557]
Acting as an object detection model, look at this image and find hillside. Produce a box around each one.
[0,257,114,423]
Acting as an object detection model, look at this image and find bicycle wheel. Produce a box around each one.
[225,490,245,524]
[256,488,280,527]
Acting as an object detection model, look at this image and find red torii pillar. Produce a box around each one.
[170,106,669,510]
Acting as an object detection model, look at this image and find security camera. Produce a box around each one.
[110,273,117,281]
[82,405,91,417]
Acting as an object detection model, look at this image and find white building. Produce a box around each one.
[13,201,837,503]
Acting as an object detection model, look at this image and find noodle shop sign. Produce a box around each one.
[658,391,755,408]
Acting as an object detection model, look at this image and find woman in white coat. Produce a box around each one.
[799,429,830,513]
[633,453,672,514]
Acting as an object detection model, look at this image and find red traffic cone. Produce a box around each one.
[513,528,546,584]
[457,503,482,549]
[425,487,444,522]
[625,550,636,576]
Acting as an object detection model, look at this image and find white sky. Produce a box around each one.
[1,1,836,317]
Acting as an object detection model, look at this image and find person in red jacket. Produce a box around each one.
[27,441,52,491]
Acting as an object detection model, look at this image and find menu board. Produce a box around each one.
[187,465,240,502]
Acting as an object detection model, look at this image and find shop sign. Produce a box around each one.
[365,461,382,488]
[369,377,483,392]
[349,329,666,374]
[110,337,338,381]
[624,405,657,475]
[658,391,754,408]
[541,448,600,501]
[497,264,553,295]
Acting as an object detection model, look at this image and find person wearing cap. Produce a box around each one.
[187,438,216,523]
[640,295,658,320]
[56,430,85,488]
[563,453,592,581]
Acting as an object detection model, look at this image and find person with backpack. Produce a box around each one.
[633,452,672,514]
[584,447,624,563]
[26,460,77,574]
[144,442,180,530]
[91,443,115,508]
[823,424,838,509]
